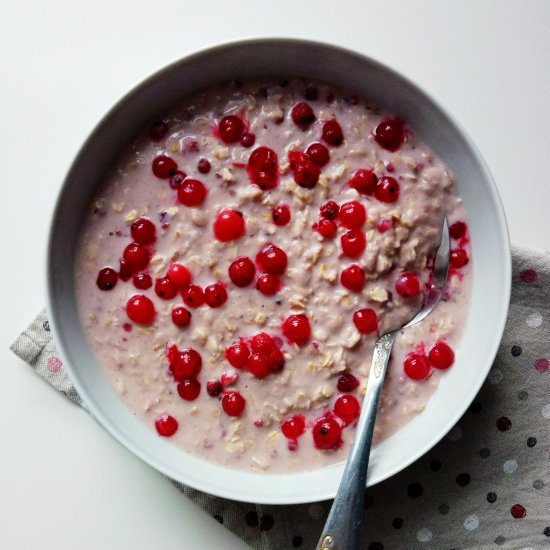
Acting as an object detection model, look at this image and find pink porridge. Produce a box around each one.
[74,79,472,473]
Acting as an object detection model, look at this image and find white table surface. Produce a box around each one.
[2,1,550,548]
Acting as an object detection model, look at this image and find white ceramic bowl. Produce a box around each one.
[46,38,511,504]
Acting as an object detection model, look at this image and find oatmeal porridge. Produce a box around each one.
[74,79,472,473]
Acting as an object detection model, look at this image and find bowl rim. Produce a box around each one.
[45,37,512,504]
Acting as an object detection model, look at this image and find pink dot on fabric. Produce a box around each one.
[520,269,537,283]
[511,504,526,519]
[535,358,549,373]
[47,356,63,373]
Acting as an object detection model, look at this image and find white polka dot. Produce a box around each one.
[487,368,503,384]
[542,404,550,420]
[464,515,479,531]
[503,459,518,474]
[416,528,433,542]
[526,312,543,328]
[447,425,462,441]
[308,503,324,520]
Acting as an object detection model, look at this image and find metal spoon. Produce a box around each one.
[317,218,450,550]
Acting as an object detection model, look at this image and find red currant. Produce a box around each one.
[247,147,278,190]
[204,282,228,308]
[123,243,150,272]
[291,102,315,125]
[248,144,278,169]
[337,373,360,392]
[320,201,340,220]
[155,276,178,300]
[133,272,152,290]
[171,306,191,327]
[155,414,178,437]
[256,244,288,276]
[218,115,245,144]
[181,284,205,308]
[226,341,250,369]
[167,263,192,287]
[312,416,342,450]
[450,249,469,268]
[395,272,420,299]
[213,210,245,242]
[169,171,186,190]
[152,155,177,179]
[222,392,246,417]
[339,201,366,230]
[429,341,455,369]
[240,132,256,148]
[282,314,311,346]
[170,348,202,380]
[177,178,207,207]
[305,142,330,167]
[247,353,270,378]
[296,162,320,189]
[315,218,338,239]
[177,378,201,401]
[228,257,255,287]
[281,415,306,439]
[340,264,366,292]
[450,221,467,240]
[334,394,360,424]
[353,308,378,334]
[272,204,291,226]
[322,119,344,146]
[96,267,118,290]
[403,352,431,380]
[341,230,366,258]
[126,295,155,325]
[256,273,280,296]
[206,380,223,397]
[197,158,211,174]
[374,119,404,151]
[131,218,156,244]
[375,176,400,203]
[349,169,377,195]
[251,332,275,354]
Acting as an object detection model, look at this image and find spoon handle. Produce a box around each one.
[316,332,396,550]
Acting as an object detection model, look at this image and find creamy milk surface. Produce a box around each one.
[75,79,472,473]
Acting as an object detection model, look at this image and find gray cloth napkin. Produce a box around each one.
[11,244,550,549]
